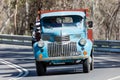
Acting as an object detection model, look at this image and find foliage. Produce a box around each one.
[0,0,119,40]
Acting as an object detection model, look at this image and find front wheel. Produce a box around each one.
[83,58,90,73]
[35,61,46,76]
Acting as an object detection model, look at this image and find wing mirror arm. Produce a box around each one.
[30,21,41,30]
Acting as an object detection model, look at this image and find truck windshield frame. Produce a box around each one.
[41,15,83,28]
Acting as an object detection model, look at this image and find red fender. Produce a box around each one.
[87,29,93,42]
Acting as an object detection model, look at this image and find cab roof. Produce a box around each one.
[39,9,89,19]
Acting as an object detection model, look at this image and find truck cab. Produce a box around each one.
[31,9,94,76]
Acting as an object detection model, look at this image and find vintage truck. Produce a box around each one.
[31,9,94,76]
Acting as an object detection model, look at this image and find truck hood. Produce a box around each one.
[42,27,84,36]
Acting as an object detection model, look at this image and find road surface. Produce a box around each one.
[0,44,120,80]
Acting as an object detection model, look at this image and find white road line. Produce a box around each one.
[108,76,120,80]
[0,59,29,80]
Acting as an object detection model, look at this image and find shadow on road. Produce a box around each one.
[0,45,120,78]
[28,65,83,77]
[94,52,120,69]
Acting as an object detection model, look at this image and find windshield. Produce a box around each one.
[42,15,83,28]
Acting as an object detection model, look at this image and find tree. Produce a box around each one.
[0,0,119,40]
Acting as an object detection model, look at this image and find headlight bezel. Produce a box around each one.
[79,38,87,46]
[38,39,44,48]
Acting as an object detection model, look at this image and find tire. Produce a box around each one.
[35,61,46,76]
[90,55,94,70]
[83,58,90,73]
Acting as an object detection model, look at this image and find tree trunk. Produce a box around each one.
[25,0,29,35]
[14,0,18,34]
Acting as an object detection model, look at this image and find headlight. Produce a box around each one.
[38,40,44,48]
[79,38,86,46]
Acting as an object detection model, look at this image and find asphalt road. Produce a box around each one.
[0,44,120,80]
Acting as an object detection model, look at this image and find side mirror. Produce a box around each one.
[88,21,93,28]
[30,23,34,30]
[35,21,41,27]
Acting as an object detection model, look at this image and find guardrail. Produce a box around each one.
[0,34,32,46]
[94,40,120,53]
[0,34,120,52]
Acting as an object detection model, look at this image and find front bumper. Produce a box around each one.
[36,55,89,61]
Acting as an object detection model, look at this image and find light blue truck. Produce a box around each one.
[31,9,94,76]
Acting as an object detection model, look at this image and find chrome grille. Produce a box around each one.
[48,42,77,57]
[54,35,70,42]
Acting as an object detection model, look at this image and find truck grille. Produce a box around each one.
[48,42,77,57]
[54,35,70,42]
